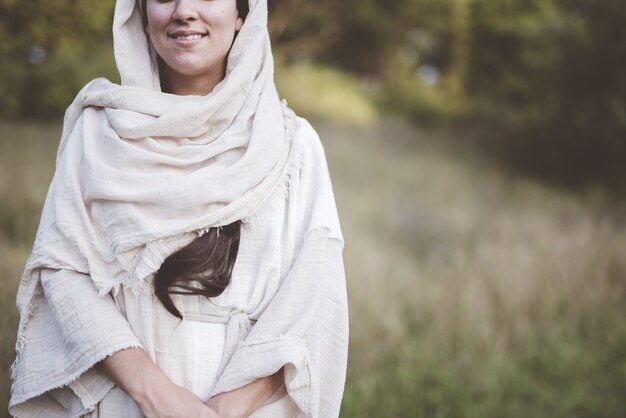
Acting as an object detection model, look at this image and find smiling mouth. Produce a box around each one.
[169,33,207,41]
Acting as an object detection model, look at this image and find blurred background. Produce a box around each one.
[1,0,626,416]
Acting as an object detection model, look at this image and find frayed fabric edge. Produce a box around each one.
[10,265,143,402]
[239,107,302,226]
[10,105,302,405]
[9,341,143,414]
[10,133,301,366]
[11,265,42,383]
[240,142,303,227]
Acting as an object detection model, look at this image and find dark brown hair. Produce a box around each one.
[154,222,241,318]
[141,0,250,318]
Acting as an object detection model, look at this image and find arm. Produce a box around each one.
[206,367,285,418]
[97,347,221,418]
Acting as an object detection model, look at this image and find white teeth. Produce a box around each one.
[175,34,203,41]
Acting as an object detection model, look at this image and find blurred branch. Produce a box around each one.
[268,0,304,40]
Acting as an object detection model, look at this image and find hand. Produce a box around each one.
[96,348,222,418]
[206,368,285,418]
[140,381,222,418]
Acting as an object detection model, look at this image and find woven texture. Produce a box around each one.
[9,0,348,417]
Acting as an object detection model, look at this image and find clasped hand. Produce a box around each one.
[140,382,222,418]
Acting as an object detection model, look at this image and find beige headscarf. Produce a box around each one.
[13,0,298,382]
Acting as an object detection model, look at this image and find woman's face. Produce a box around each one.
[145,0,243,89]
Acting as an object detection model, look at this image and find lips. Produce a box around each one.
[168,31,208,42]
[174,34,204,40]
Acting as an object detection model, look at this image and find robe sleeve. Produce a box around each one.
[209,227,349,418]
[9,269,143,418]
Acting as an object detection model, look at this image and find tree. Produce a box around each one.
[0,0,116,117]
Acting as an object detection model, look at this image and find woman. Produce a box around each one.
[8,0,348,417]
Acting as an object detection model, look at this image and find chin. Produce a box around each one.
[167,58,221,76]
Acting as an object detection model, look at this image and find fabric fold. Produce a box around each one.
[10,0,349,417]
[9,269,142,418]
[11,0,297,388]
[210,228,349,418]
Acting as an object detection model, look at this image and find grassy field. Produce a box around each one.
[1,120,625,417]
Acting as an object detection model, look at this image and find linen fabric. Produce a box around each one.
[9,0,349,416]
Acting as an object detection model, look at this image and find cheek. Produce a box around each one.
[204,6,239,32]
[146,6,171,34]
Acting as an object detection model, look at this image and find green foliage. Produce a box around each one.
[274,0,626,185]
[20,44,119,117]
[275,59,378,127]
[467,0,626,186]
[0,0,116,118]
[1,0,625,185]
[270,0,452,76]
[379,62,472,124]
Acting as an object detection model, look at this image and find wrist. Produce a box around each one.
[96,347,162,411]
[126,363,173,413]
[207,393,237,418]
[207,368,284,418]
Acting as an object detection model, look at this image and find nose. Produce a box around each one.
[172,0,199,22]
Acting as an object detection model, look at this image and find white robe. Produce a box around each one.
[9,117,348,418]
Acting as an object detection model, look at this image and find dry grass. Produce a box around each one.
[0,121,59,415]
[1,119,625,417]
[317,121,626,417]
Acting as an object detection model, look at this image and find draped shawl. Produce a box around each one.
[10,0,348,416]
